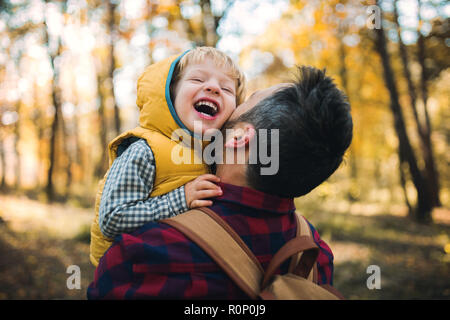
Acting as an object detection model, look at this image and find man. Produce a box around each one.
[87,66,353,299]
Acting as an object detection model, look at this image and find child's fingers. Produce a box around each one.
[196,180,222,192]
[190,199,213,208]
[198,174,221,183]
[195,189,222,200]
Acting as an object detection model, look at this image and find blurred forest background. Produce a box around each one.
[0,0,449,299]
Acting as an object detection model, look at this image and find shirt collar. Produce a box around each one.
[215,182,296,214]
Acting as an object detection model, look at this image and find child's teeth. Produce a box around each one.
[195,100,218,112]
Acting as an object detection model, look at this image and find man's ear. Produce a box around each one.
[224,123,256,149]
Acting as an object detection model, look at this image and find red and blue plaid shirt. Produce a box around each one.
[87,182,334,299]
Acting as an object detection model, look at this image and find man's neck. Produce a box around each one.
[215,163,249,188]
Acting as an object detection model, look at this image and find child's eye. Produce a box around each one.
[191,78,204,82]
[222,87,234,94]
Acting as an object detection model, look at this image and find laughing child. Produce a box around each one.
[89,47,246,266]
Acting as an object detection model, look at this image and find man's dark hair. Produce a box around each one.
[235,66,353,198]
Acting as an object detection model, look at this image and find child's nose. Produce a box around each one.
[204,81,220,95]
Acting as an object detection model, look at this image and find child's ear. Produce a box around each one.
[224,124,256,149]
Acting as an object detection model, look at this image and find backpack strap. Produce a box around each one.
[162,208,323,299]
[288,212,319,283]
[261,212,320,288]
[161,207,263,299]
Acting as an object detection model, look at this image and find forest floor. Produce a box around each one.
[0,194,449,300]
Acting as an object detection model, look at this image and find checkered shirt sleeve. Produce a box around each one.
[98,139,189,238]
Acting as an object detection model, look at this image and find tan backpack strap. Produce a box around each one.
[289,211,319,283]
[261,235,319,288]
[197,208,264,272]
[161,207,263,299]
[288,211,306,273]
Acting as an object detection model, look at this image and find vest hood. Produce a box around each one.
[136,50,194,139]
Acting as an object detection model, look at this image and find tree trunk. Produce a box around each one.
[416,0,441,207]
[373,11,433,223]
[60,107,72,198]
[32,82,45,189]
[72,100,83,177]
[393,1,421,135]
[393,0,433,214]
[95,73,109,178]
[46,81,60,202]
[0,135,6,191]
[176,0,233,47]
[107,0,121,136]
[398,145,413,216]
[199,0,217,46]
[13,100,21,190]
[44,20,63,202]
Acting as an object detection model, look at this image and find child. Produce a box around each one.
[89,47,246,266]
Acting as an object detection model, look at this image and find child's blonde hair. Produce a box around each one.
[171,47,246,105]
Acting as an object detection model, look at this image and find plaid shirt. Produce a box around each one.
[99,139,189,238]
[88,182,334,299]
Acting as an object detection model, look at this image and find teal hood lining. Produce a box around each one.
[165,49,203,140]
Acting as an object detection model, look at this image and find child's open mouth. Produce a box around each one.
[194,99,219,119]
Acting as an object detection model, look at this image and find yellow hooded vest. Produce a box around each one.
[89,52,210,266]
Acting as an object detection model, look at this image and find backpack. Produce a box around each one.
[162,207,344,300]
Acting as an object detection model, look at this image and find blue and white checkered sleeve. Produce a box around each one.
[98,139,189,238]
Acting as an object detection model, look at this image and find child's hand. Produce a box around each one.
[185,174,222,208]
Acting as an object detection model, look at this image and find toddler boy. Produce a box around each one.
[89,47,246,266]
